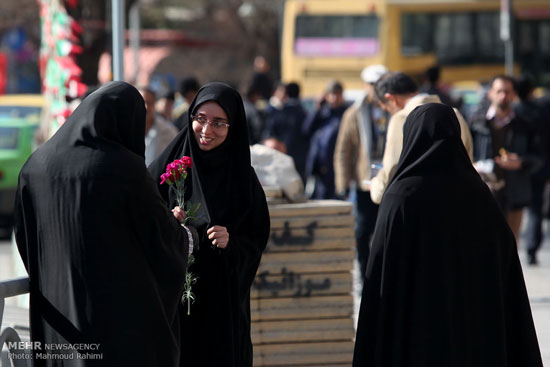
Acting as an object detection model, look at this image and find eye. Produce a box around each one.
[213,121,226,128]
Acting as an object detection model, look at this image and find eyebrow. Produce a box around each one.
[196,112,228,122]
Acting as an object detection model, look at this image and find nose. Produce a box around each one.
[201,122,213,133]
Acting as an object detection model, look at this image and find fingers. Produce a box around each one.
[507,152,519,159]
[207,226,229,248]
[172,206,186,223]
[212,238,228,249]
[207,225,225,235]
[495,156,521,170]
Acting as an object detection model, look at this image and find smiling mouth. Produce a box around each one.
[200,136,213,145]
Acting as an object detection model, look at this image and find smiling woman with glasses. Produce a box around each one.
[149,82,270,367]
[190,102,231,151]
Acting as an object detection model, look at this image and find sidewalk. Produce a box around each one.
[2,237,550,364]
[521,243,550,365]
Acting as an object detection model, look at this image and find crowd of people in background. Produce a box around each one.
[13,55,548,366]
[122,59,550,268]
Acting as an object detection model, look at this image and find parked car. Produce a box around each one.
[0,94,44,119]
[0,95,43,233]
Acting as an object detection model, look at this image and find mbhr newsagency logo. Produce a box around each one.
[7,342,103,361]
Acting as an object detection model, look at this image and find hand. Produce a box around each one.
[335,188,350,201]
[316,92,327,109]
[494,153,522,171]
[207,225,229,249]
[172,206,186,223]
[363,180,372,191]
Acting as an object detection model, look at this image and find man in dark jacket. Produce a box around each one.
[264,82,308,182]
[304,80,349,199]
[470,75,542,240]
[515,76,550,265]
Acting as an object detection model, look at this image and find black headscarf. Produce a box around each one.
[14,81,189,367]
[388,102,475,186]
[149,82,270,367]
[150,82,259,232]
[49,80,146,157]
[353,104,542,367]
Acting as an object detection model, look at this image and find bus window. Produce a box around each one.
[295,15,380,56]
[540,22,550,55]
[401,13,433,55]
[400,11,506,64]
[476,12,504,61]
[435,13,475,63]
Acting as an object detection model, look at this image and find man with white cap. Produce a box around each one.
[334,64,389,282]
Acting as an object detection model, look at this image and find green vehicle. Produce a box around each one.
[0,117,40,229]
[0,96,43,232]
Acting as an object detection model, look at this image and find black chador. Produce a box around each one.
[14,82,190,367]
[149,82,270,367]
[353,103,542,367]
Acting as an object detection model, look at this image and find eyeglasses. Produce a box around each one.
[192,114,230,130]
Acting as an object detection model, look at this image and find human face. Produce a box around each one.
[192,101,229,151]
[156,98,174,119]
[379,94,400,115]
[139,90,155,132]
[326,91,344,108]
[489,78,515,112]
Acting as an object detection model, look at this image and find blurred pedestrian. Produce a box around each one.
[419,65,453,106]
[470,75,542,241]
[173,76,200,130]
[14,82,191,367]
[264,82,309,182]
[267,81,286,113]
[514,75,550,264]
[251,55,274,101]
[370,72,473,204]
[305,80,349,199]
[138,86,179,166]
[156,90,176,122]
[334,64,389,281]
[243,83,265,145]
[148,82,270,367]
[262,136,287,154]
[353,103,543,367]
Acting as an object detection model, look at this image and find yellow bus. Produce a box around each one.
[281,0,550,98]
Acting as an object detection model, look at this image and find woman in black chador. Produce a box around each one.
[353,103,542,367]
[14,81,191,366]
[149,82,270,367]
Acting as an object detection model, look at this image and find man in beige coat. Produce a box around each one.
[370,72,473,204]
[334,65,389,280]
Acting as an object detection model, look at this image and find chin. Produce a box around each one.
[199,142,220,151]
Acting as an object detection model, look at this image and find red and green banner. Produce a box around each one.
[39,0,87,137]
[0,52,7,95]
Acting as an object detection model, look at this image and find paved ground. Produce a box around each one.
[522,244,550,365]
[2,230,550,364]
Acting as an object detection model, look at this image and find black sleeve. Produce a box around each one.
[225,170,270,297]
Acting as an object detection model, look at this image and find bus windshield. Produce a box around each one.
[295,15,380,56]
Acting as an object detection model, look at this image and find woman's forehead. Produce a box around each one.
[195,101,228,118]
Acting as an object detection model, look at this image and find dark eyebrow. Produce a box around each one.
[195,112,227,122]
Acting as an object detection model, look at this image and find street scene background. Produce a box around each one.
[1,0,550,366]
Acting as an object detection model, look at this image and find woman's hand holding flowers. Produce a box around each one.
[172,206,186,223]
